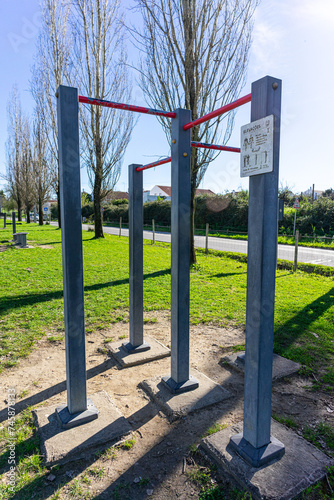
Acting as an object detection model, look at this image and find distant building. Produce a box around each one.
[103,191,129,203]
[302,187,323,200]
[143,185,215,203]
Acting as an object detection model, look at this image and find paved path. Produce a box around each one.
[81,224,334,267]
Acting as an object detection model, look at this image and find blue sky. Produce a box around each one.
[0,0,333,196]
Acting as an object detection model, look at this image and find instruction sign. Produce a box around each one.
[240,115,274,177]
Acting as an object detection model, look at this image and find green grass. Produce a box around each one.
[0,407,47,499]
[203,423,228,437]
[272,414,298,429]
[120,438,136,450]
[303,423,334,455]
[0,223,333,390]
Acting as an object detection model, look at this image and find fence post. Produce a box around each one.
[119,216,122,237]
[162,108,198,394]
[230,76,284,467]
[205,223,209,253]
[56,84,98,428]
[152,219,155,244]
[122,164,150,353]
[293,230,299,272]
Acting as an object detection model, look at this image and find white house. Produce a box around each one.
[143,185,215,203]
[302,187,323,200]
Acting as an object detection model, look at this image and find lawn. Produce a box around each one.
[0,223,333,390]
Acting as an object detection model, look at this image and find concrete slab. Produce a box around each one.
[199,419,334,500]
[33,390,132,465]
[222,352,300,381]
[107,335,170,368]
[140,368,231,422]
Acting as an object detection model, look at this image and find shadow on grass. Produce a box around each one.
[274,286,334,359]
[209,271,247,278]
[0,269,171,314]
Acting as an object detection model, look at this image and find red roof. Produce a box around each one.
[156,186,215,197]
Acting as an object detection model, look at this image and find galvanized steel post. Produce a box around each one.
[230,76,284,467]
[56,85,98,428]
[162,108,199,394]
[122,164,150,353]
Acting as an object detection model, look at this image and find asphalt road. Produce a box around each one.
[81,224,334,268]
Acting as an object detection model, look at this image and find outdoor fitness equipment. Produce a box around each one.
[57,76,283,468]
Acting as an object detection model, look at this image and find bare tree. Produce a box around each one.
[5,86,24,221]
[20,117,35,223]
[71,0,134,238]
[132,0,258,263]
[31,0,72,228]
[32,113,52,225]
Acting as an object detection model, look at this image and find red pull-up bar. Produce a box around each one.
[183,93,251,131]
[78,93,251,126]
[136,141,240,171]
[78,95,177,119]
[136,157,171,172]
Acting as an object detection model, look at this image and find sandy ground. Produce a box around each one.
[0,311,333,499]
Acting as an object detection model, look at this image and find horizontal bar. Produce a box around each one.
[136,140,240,172]
[79,95,176,119]
[136,157,171,172]
[191,141,240,153]
[183,93,252,130]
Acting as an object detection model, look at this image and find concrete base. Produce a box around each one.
[33,391,132,465]
[229,432,285,468]
[223,352,301,381]
[55,398,99,429]
[121,340,151,353]
[140,368,230,421]
[107,336,170,368]
[161,374,199,394]
[200,419,334,500]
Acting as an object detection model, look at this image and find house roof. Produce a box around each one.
[155,186,215,197]
[156,186,172,196]
[196,188,215,196]
[104,191,129,201]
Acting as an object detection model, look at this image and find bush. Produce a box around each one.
[82,202,94,219]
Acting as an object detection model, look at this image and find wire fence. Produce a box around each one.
[84,218,334,269]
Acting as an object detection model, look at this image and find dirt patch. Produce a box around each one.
[0,311,333,499]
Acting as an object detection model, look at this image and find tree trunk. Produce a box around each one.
[26,210,31,223]
[38,195,43,225]
[17,196,22,221]
[93,171,103,238]
[93,125,104,238]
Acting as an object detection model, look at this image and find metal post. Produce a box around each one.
[205,223,209,253]
[122,164,150,353]
[12,212,16,237]
[293,230,299,272]
[56,84,98,428]
[152,219,155,244]
[119,217,122,237]
[293,208,297,236]
[230,76,284,467]
[162,108,198,394]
